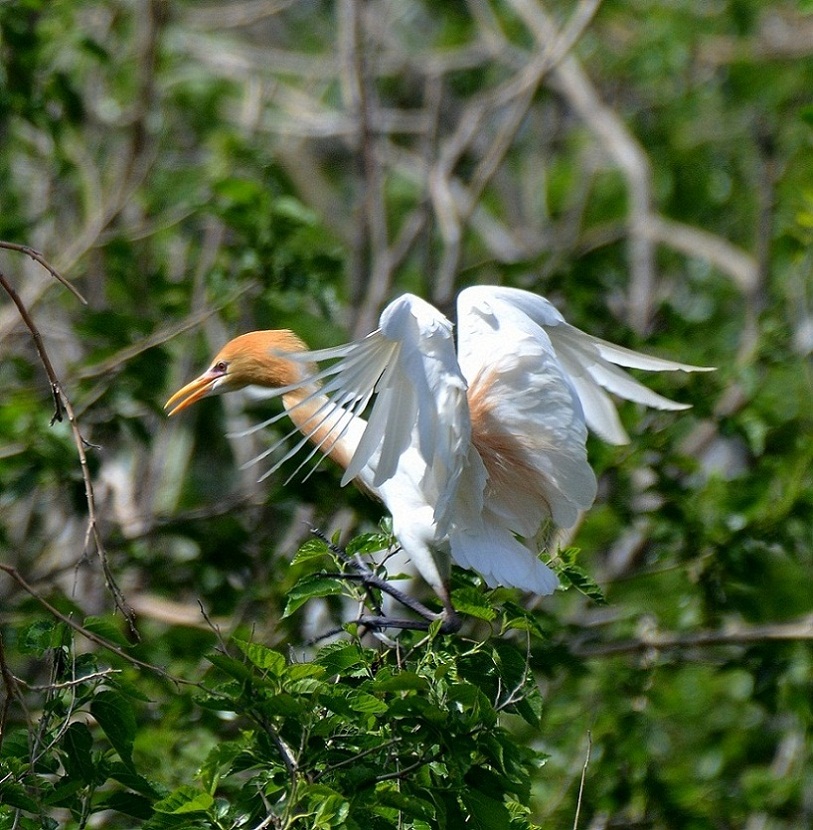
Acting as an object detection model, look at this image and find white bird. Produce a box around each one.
[166,286,711,628]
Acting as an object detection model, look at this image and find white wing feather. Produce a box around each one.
[458,286,713,445]
[228,286,708,599]
[456,288,597,532]
[293,294,470,531]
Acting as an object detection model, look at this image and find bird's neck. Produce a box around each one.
[281,386,367,478]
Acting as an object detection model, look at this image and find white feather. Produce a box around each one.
[209,286,709,603]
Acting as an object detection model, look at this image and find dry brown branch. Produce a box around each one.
[340,0,393,337]
[698,11,813,66]
[0,261,135,632]
[573,730,592,830]
[643,215,759,294]
[0,242,87,305]
[432,0,604,301]
[0,270,68,424]
[184,0,298,29]
[513,1,656,331]
[0,564,197,687]
[571,614,813,658]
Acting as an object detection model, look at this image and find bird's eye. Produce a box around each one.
[213,361,228,374]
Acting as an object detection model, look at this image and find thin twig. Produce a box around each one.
[74,283,257,381]
[16,669,121,692]
[0,564,197,687]
[573,730,592,830]
[0,241,87,304]
[0,270,67,424]
[0,264,136,631]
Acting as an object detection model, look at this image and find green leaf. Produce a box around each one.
[347,690,388,715]
[94,791,154,820]
[371,671,430,693]
[41,779,82,808]
[452,587,497,621]
[0,781,39,812]
[61,722,95,784]
[153,786,215,815]
[90,690,136,769]
[461,790,512,830]
[283,574,345,618]
[205,652,253,682]
[19,619,64,655]
[374,782,436,820]
[315,643,368,675]
[233,639,286,675]
[198,740,245,792]
[83,615,131,648]
[345,532,391,556]
[107,763,161,798]
[499,601,548,639]
[292,537,330,565]
[286,662,326,682]
[554,562,607,605]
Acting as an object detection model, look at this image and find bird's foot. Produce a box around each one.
[355,610,461,635]
[310,528,460,635]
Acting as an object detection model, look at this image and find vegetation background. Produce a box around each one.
[1,0,812,827]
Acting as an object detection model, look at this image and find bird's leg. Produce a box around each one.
[310,529,460,634]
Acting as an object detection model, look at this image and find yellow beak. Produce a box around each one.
[164,370,221,416]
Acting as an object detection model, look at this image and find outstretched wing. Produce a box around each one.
[459,286,713,445]
[455,287,597,533]
[291,294,471,529]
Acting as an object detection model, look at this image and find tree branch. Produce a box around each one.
[571,615,813,658]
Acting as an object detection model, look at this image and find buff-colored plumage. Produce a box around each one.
[166,287,712,615]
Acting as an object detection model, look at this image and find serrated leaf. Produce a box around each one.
[292,537,330,565]
[0,781,39,812]
[198,740,245,793]
[345,532,390,556]
[90,690,136,769]
[107,763,161,797]
[283,574,344,618]
[555,546,582,566]
[94,791,153,819]
[452,587,497,621]
[153,786,215,815]
[555,562,607,605]
[347,690,388,715]
[233,639,286,675]
[19,619,64,656]
[43,779,83,807]
[374,782,436,820]
[286,662,326,681]
[499,602,548,639]
[315,643,367,675]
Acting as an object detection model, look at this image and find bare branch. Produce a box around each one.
[643,215,759,294]
[571,615,813,658]
[0,564,198,687]
[0,266,135,631]
[0,242,86,304]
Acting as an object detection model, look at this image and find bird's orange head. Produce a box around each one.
[165,330,313,416]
